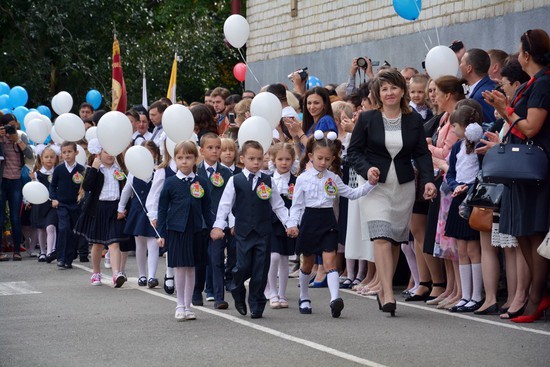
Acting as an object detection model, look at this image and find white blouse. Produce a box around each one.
[288,168,374,227]
[145,159,177,221]
[98,164,121,201]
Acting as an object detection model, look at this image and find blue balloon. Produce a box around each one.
[13,106,29,123]
[1,108,11,115]
[393,0,422,21]
[9,86,28,108]
[306,76,323,90]
[36,105,52,118]
[0,82,10,96]
[86,89,102,110]
[0,94,9,109]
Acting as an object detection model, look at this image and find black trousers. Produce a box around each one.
[193,231,210,302]
[231,231,271,314]
[57,203,80,265]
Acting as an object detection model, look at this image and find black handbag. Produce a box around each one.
[482,120,548,185]
[466,182,504,209]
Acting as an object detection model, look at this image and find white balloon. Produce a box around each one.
[23,111,42,130]
[51,91,73,115]
[22,181,50,205]
[75,144,87,166]
[162,104,195,143]
[165,137,177,159]
[85,126,97,142]
[97,111,133,156]
[238,116,273,154]
[250,92,283,129]
[425,46,460,80]
[125,146,155,181]
[50,126,64,144]
[38,115,52,136]
[223,14,250,49]
[55,113,85,142]
[26,118,50,143]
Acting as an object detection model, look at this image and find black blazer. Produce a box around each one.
[81,167,125,216]
[347,110,434,187]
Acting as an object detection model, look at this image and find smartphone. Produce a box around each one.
[449,41,464,52]
[228,113,236,126]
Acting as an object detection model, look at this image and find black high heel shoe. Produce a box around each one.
[382,301,397,317]
[376,294,382,310]
[405,281,432,302]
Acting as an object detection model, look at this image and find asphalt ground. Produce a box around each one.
[1,254,549,367]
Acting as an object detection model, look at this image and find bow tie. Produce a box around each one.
[416,105,428,112]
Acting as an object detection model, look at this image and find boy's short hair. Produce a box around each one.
[240,140,263,156]
[200,132,221,147]
[61,141,77,151]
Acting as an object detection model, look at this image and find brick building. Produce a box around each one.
[244,0,550,90]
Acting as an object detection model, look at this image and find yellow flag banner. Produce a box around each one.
[167,53,177,102]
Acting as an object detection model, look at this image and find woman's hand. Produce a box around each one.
[367,167,380,185]
[475,131,501,155]
[283,117,304,139]
[482,90,508,117]
[451,184,468,198]
[423,182,438,200]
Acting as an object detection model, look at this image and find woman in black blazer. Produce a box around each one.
[347,69,437,316]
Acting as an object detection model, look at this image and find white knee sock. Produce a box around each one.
[38,228,47,255]
[147,237,159,279]
[298,270,311,306]
[175,267,185,307]
[165,257,174,287]
[459,264,472,301]
[327,270,340,301]
[46,225,56,253]
[266,252,280,299]
[184,267,195,310]
[278,255,289,300]
[135,236,147,278]
[470,263,483,303]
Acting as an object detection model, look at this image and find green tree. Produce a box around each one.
[0,0,243,112]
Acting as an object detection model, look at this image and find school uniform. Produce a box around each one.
[49,161,85,266]
[31,169,57,229]
[288,168,374,255]
[73,164,128,245]
[444,140,480,240]
[271,171,296,256]
[157,172,214,267]
[194,161,233,304]
[214,169,289,315]
[220,163,241,287]
[120,173,156,237]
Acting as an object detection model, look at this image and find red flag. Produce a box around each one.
[111,35,127,112]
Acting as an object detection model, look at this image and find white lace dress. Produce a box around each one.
[363,115,415,244]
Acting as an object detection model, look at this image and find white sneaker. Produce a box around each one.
[175,306,185,321]
[184,309,196,320]
[91,273,102,286]
[104,258,111,269]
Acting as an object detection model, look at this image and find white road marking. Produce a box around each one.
[73,263,386,367]
[340,289,550,337]
[0,281,41,296]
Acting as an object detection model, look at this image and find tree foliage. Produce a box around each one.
[0,0,244,111]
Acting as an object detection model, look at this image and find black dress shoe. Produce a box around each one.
[330,298,344,318]
[250,312,262,319]
[57,261,66,268]
[80,256,89,263]
[46,251,57,264]
[214,301,229,310]
[448,299,470,313]
[474,303,499,315]
[192,295,204,306]
[457,300,483,313]
[234,301,247,316]
[163,275,175,295]
[64,263,73,269]
[299,299,312,314]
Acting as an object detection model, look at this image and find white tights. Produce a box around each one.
[266,252,289,300]
[37,225,56,255]
[135,236,159,279]
[175,267,195,309]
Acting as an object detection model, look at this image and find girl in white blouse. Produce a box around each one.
[287,131,376,318]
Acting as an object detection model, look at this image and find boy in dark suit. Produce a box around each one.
[49,141,86,269]
[211,141,290,319]
[194,133,233,309]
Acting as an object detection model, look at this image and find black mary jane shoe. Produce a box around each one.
[148,278,159,288]
[456,299,484,313]
[163,275,175,295]
[405,281,432,302]
[474,303,499,315]
[299,299,312,314]
[138,276,147,287]
[330,298,344,318]
[448,299,470,313]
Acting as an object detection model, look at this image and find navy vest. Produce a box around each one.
[233,173,273,238]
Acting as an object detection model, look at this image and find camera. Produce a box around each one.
[228,113,236,126]
[3,125,16,135]
[357,57,380,68]
[287,67,308,81]
[449,40,464,53]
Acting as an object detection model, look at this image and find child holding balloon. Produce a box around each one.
[30,144,60,263]
[73,139,128,287]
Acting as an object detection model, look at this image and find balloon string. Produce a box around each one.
[435,24,441,45]
[237,48,261,87]
[414,21,430,52]
[414,0,433,47]
[115,158,161,238]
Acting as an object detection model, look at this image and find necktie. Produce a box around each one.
[248,173,255,189]
[207,167,215,178]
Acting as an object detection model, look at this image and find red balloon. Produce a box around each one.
[233,63,247,82]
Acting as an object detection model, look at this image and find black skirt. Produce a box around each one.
[124,200,157,237]
[271,220,296,256]
[445,193,480,241]
[74,201,128,245]
[296,207,338,256]
[30,202,57,228]
[423,176,442,254]
[166,229,203,267]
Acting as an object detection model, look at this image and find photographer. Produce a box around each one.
[0,114,33,261]
[289,68,308,97]
[346,57,375,96]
